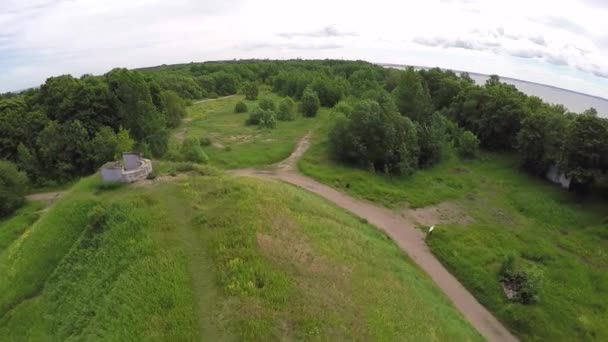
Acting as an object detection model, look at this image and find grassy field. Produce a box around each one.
[0,170,482,340]
[299,117,608,340]
[172,92,318,169]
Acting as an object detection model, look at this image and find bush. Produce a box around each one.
[457,130,480,159]
[258,97,275,111]
[234,101,248,113]
[258,110,277,129]
[499,255,543,304]
[0,160,27,218]
[243,82,258,100]
[200,137,212,146]
[277,97,296,121]
[180,137,209,163]
[333,101,353,116]
[175,162,195,172]
[300,87,320,117]
[329,100,419,175]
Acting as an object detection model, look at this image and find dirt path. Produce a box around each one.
[25,191,64,208]
[193,94,236,105]
[232,135,518,342]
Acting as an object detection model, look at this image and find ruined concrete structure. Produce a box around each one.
[100,152,153,183]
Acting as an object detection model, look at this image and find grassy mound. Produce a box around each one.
[0,173,481,340]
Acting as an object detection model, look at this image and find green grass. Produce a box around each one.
[0,171,482,340]
[173,174,482,340]
[0,202,43,252]
[172,92,318,169]
[299,117,608,341]
[0,177,197,340]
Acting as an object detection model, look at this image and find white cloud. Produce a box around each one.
[1,0,608,99]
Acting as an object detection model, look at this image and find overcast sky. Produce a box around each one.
[1,0,608,98]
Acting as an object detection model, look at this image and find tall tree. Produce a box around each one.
[393,68,433,122]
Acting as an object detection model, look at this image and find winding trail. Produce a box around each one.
[232,133,518,342]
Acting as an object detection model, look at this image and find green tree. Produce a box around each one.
[416,112,447,168]
[311,76,344,107]
[0,98,48,160]
[277,97,296,121]
[516,112,568,175]
[300,88,320,117]
[36,120,92,180]
[258,97,275,111]
[116,128,135,157]
[90,127,119,167]
[457,131,480,159]
[559,115,608,193]
[0,160,27,218]
[160,91,187,128]
[329,100,419,175]
[393,68,433,122]
[243,82,259,100]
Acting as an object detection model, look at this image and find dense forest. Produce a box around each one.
[1,60,607,218]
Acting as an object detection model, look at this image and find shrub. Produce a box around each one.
[246,107,276,128]
[175,162,195,172]
[259,110,277,129]
[333,101,353,116]
[258,97,275,111]
[300,87,320,117]
[457,130,480,159]
[246,107,263,125]
[234,101,248,113]
[200,137,212,146]
[499,254,543,304]
[87,205,107,232]
[0,160,27,218]
[180,137,209,163]
[329,100,419,175]
[243,82,258,100]
[277,97,296,121]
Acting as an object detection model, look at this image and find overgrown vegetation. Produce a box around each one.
[0,160,27,218]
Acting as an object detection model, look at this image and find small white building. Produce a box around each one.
[100,152,153,183]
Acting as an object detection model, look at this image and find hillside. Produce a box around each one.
[0,171,482,340]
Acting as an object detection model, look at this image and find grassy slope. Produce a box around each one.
[0,178,197,340]
[174,92,317,169]
[299,115,608,341]
[0,171,482,340]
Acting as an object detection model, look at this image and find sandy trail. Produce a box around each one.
[193,94,236,104]
[232,134,517,342]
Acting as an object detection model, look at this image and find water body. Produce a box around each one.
[381,64,608,118]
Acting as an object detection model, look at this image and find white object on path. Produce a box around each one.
[428,225,435,234]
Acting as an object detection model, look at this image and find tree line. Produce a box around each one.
[2,59,607,218]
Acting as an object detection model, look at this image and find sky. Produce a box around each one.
[1,0,608,98]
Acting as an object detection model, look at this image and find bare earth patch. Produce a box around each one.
[405,202,474,227]
[228,134,257,145]
[175,127,188,142]
[26,191,64,208]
